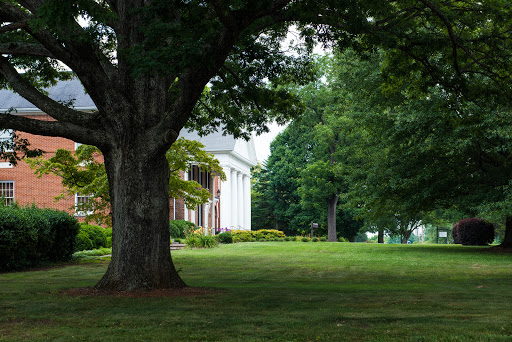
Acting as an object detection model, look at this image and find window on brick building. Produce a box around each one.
[0,129,14,152]
[0,181,14,205]
[75,192,93,216]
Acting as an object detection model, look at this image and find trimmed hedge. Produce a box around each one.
[452,218,495,246]
[231,229,286,243]
[75,224,111,251]
[0,205,80,272]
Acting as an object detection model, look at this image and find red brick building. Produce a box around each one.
[0,79,257,230]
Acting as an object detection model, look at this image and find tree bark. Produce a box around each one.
[499,216,512,248]
[378,228,384,243]
[327,195,338,242]
[95,143,186,291]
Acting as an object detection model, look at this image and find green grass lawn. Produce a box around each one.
[1,243,512,341]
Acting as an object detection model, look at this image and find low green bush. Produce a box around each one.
[186,234,218,248]
[253,229,286,240]
[319,237,327,242]
[312,237,320,242]
[301,237,310,242]
[75,231,93,252]
[0,205,79,272]
[338,236,349,242]
[231,230,253,242]
[78,224,107,250]
[231,229,286,242]
[217,232,233,244]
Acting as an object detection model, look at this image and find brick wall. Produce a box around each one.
[0,114,77,214]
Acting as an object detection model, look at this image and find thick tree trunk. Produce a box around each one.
[327,195,338,242]
[499,216,512,248]
[378,228,384,244]
[96,144,186,291]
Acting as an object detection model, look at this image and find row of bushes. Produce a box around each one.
[231,229,286,242]
[75,224,112,252]
[0,205,80,272]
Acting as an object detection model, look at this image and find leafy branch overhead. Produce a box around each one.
[27,138,225,227]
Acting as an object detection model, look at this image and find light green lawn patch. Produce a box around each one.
[1,243,511,341]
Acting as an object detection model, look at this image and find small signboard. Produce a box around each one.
[439,232,448,238]
[310,222,318,238]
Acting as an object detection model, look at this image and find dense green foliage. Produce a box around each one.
[452,218,495,246]
[169,220,197,239]
[0,205,79,271]
[75,224,111,252]
[216,232,233,244]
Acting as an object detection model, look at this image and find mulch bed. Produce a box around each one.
[60,286,221,298]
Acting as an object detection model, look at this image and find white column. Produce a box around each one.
[230,168,238,228]
[243,174,251,230]
[220,166,231,229]
[184,171,188,221]
[237,172,244,229]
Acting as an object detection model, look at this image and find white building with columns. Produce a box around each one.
[180,130,257,230]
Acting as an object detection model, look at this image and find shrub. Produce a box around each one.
[231,230,253,242]
[75,231,93,252]
[312,237,319,242]
[186,234,218,248]
[217,232,233,244]
[301,237,310,242]
[253,229,286,240]
[78,224,107,250]
[319,237,327,242]
[338,236,349,242]
[0,205,79,272]
[185,234,201,248]
[452,218,495,246]
[170,220,197,239]
[199,235,218,248]
[284,237,291,241]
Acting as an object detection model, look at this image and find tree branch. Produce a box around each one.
[0,56,100,128]
[418,0,461,76]
[0,20,29,33]
[0,42,54,57]
[0,110,104,147]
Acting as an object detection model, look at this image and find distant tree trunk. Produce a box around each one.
[401,229,413,244]
[378,228,384,243]
[500,216,512,248]
[95,141,186,291]
[327,195,338,242]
